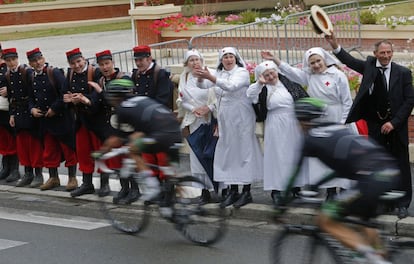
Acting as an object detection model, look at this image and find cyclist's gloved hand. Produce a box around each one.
[91,151,105,159]
[130,137,156,154]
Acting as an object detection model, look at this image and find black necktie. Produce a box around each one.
[379,67,388,91]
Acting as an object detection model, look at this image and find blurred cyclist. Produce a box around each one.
[89,79,182,214]
[284,97,399,264]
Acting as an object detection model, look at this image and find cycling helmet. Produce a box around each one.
[105,79,134,100]
[294,97,327,121]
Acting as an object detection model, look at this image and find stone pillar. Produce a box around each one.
[129,4,181,45]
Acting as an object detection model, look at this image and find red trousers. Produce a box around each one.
[76,125,121,173]
[0,126,17,156]
[142,152,168,180]
[16,130,43,167]
[43,132,77,168]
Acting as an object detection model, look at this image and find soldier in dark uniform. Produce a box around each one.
[2,48,43,186]
[62,48,106,197]
[26,48,78,190]
[62,48,101,197]
[0,45,20,182]
[91,50,139,203]
[130,45,172,183]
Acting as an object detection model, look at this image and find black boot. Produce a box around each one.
[0,155,11,180]
[6,155,20,182]
[16,166,34,187]
[113,178,130,204]
[70,173,95,197]
[119,178,140,205]
[271,190,282,206]
[97,173,110,197]
[291,187,301,198]
[30,167,44,188]
[326,187,337,201]
[220,186,239,208]
[199,189,211,205]
[233,185,252,208]
[221,187,228,202]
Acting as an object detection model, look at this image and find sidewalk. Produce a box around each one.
[1,152,414,238]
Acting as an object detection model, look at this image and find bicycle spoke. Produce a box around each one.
[100,174,150,234]
[272,228,343,264]
[173,176,227,246]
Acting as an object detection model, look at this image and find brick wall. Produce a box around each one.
[0,5,130,25]
[0,0,260,26]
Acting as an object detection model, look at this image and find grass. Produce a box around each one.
[380,1,414,17]
[0,22,132,41]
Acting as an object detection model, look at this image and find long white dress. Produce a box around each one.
[247,81,306,191]
[278,62,352,189]
[177,70,216,189]
[198,65,263,185]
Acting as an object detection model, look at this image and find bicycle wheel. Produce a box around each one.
[100,173,150,235]
[272,225,344,264]
[172,175,227,246]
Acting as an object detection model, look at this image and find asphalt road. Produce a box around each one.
[0,191,276,264]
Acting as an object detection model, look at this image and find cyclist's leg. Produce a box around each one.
[272,225,342,264]
[129,152,160,201]
[317,209,391,263]
[318,173,393,262]
[317,211,369,251]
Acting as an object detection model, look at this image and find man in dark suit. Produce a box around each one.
[326,32,414,219]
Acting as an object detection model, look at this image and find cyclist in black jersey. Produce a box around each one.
[89,79,182,206]
[287,97,400,264]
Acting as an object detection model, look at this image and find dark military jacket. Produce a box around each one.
[6,64,37,133]
[63,64,107,137]
[131,61,171,107]
[0,62,11,128]
[28,64,75,149]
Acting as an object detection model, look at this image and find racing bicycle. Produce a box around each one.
[270,181,414,263]
[95,143,227,246]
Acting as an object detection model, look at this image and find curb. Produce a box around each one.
[2,183,414,238]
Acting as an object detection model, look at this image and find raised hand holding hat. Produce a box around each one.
[309,5,333,36]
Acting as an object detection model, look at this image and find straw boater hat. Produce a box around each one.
[309,5,333,36]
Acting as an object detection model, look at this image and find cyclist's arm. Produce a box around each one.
[101,135,124,153]
[312,171,339,190]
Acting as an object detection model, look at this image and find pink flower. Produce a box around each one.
[225,14,242,23]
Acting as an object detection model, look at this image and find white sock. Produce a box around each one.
[137,171,160,201]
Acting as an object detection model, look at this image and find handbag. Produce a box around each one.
[186,117,218,178]
[202,117,218,159]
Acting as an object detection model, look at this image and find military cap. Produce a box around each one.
[96,49,112,62]
[2,48,18,59]
[133,45,151,59]
[66,48,83,62]
[26,47,43,61]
